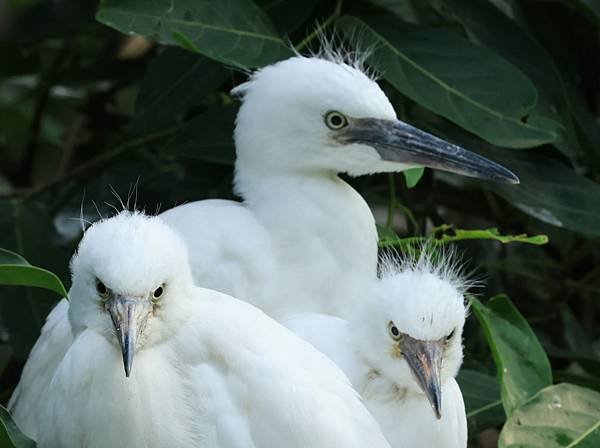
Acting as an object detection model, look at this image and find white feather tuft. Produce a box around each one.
[378,243,483,296]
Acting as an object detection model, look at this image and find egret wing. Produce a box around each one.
[180,291,390,448]
[9,299,73,439]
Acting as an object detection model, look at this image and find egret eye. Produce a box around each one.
[153,286,164,298]
[388,321,401,341]
[324,111,348,130]
[96,281,109,297]
[445,329,456,342]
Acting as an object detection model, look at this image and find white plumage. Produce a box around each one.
[10,212,391,448]
[283,251,470,447]
[161,54,517,319]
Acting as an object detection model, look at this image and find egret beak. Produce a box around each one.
[108,295,152,378]
[399,334,444,419]
[337,118,519,184]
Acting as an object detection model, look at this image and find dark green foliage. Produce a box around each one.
[0,0,599,446]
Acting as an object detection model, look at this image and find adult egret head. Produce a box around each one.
[68,211,193,377]
[351,251,469,419]
[233,56,517,183]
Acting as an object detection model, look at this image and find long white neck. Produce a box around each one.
[234,164,378,316]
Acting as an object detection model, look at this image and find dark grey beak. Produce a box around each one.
[108,295,151,378]
[399,333,444,419]
[337,118,519,184]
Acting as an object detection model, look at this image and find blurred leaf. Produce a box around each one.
[546,347,600,378]
[429,0,582,160]
[403,167,424,188]
[0,44,39,78]
[164,104,237,165]
[471,295,552,415]
[426,121,600,236]
[0,199,69,356]
[499,383,600,447]
[569,0,600,25]
[0,248,68,297]
[482,149,600,237]
[560,303,592,353]
[260,0,319,33]
[379,226,547,248]
[129,47,229,134]
[0,404,36,448]
[554,372,600,393]
[337,15,558,149]
[458,369,505,434]
[96,0,292,68]
[368,0,421,23]
[0,249,28,265]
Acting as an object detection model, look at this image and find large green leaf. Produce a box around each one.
[499,383,600,447]
[471,295,552,415]
[481,149,600,236]
[96,0,292,69]
[424,121,600,236]
[0,248,68,298]
[428,0,581,160]
[457,369,505,434]
[336,15,558,149]
[0,200,70,356]
[0,405,36,448]
[129,47,229,134]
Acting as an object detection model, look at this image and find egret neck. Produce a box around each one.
[235,167,377,317]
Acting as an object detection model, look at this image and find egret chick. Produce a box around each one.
[283,251,470,447]
[161,53,517,318]
[10,211,391,448]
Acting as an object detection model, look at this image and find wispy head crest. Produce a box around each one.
[104,182,146,216]
[300,23,380,80]
[379,242,483,295]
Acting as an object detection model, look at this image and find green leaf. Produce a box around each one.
[0,249,28,265]
[0,405,36,448]
[0,248,68,298]
[569,0,600,25]
[423,121,600,236]
[379,226,547,249]
[163,104,237,165]
[260,0,319,33]
[96,0,293,68]
[457,369,505,434]
[336,15,558,149]
[471,295,552,415]
[481,149,600,237]
[499,383,600,447]
[403,167,424,188]
[0,200,70,355]
[560,303,592,353]
[129,47,228,134]
[429,0,581,160]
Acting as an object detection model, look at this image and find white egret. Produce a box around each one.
[161,53,517,318]
[9,211,391,448]
[283,250,470,447]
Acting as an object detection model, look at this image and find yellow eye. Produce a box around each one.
[324,111,348,130]
[388,321,401,341]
